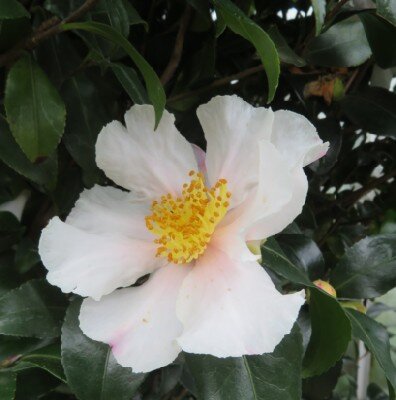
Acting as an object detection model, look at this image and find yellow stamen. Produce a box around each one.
[145,171,231,264]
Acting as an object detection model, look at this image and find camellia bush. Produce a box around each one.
[0,0,396,399]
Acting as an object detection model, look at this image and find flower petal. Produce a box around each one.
[176,247,304,357]
[79,264,190,373]
[96,105,197,200]
[39,217,162,300]
[246,167,308,240]
[197,95,274,207]
[271,110,329,169]
[66,185,152,240]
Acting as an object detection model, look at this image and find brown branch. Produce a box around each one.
[167,64,264,103]
[0,0,99,68]
[160,5,192,85]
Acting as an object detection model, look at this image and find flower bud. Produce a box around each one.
[313,279,337,298]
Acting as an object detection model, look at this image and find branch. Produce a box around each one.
[167,64,264,103]
[0,0,99,67]
[160,5,192,85]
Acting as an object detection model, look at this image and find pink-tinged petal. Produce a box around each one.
[79,264,190,373]
[197,95,274,208]
[66,185,152,240]
[176,247,304,357]
[39,217,163,300]
[246,167,308,240]
[96,105,197,200]
[271,110,329,169]
[191,143,207,176]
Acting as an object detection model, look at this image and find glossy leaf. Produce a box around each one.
[4,54,66,161]
[104,0,129,37]
[61,299,146,400]
[61,21,165,127]
[340,87,396,138]
[303,288,351,377]
[377,0,396,26]
[185,324,303,400]
[0,279,67,338]
[0,371,16,400]
[0,118,58,190]
[0,0,29,19]
[330,234,396,299]
[306,16,371,67]
[213,0,279,102]
[311,0,326,35]
[261,237,312,286]
[346,308,396,390]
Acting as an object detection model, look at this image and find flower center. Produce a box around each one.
[145,171,231,264]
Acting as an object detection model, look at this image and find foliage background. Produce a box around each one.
[0,0,395,399]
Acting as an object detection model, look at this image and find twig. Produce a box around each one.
[160,5,192,85]
[0,0,99,67]
[167,64,264,103]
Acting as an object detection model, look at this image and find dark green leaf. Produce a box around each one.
[268,25,306,67]
[0,0,29,19]
[0,370,16,400]
[303,288,351,377]
[4,54,66,161]
[61,298,146,400]
[377,0,396,26]
[0,211,22,252]
[14,238,40,274]
[311,0,326,35]
[0,118,58,190]
[122,0,147,29]
[111,63,149,104]
[340,87,396,139]
[0,253,19,297]
[345,308,396,390]
[103,0,129,37]
[13,343,66,382]
[306,16,371,67]
[15,368,60,399]
[261,237,312,286]
[61,21,165,127]
[185,324,303,400]
[213,0,279,102]
[360,13,396,68]
[0,279,67,338]
[330,234,396,298]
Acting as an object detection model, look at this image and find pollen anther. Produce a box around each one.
[145,171,231,264]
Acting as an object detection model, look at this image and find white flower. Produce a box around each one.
[39,95,328,373]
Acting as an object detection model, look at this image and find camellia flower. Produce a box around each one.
[39,95,328,373]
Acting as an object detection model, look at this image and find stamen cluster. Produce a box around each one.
[145,171,231,264]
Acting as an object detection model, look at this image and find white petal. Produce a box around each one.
[96,105,197,200]
[66,185,152,240]
[271,110,329,169]
[197,95,274,207]
[0,190,29,221]
[176,247,304,357]
[79,264,190,373]
[39,217,162,300]
[246,167,308,240]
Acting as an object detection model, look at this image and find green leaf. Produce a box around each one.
[303,288,351,377]
[0,211,22,252]
[340,87,396,139]
[330,234,396,299]
[345,308,396,390]
[261,237,312,286]
[268,25,306,67]
[103,0,129,37]
[13,343,66,382]
[306,16,371,67]
[0,370,16,400]
[122,0,148,30]
[61,21,165,127]
[185,324,303,400]
[360,12,396,68]
[0,253,19,297]
[4,54,66,162]
[60,74,109,186]
[213,0,279,102]
[0,279,67,338]
[311,0,326,35]
[0,118,58,190]
[61,298,146,400]
[111,63,149,104]
[0,0,29,19]
[377,0,396,26]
